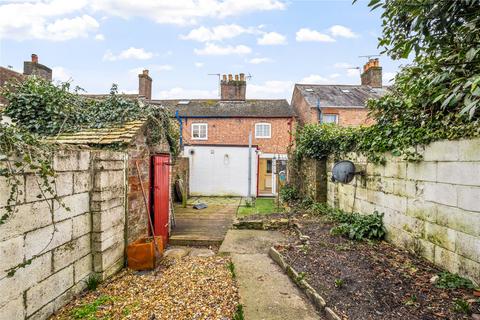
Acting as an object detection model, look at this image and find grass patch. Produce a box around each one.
[71,295,113,319]
[237,198,283,216]
[233,304,245,320]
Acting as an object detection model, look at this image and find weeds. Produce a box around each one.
[334,278,345,288]
[404,294,417,306]
[436,272,475,290]
[233,304,245,320]
[85,274,101,291]
[71,295,113,319]
[227,261,236,279]
[453,298,471,314]
[330,211,386,241]
[297,271,306,282]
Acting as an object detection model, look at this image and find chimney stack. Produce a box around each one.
[138,69,152,100]
[361,58,382,88]
[221,73,246,101]
[24,53,52,81]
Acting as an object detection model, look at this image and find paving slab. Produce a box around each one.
[219,229,287,254]
[232,253,320,320]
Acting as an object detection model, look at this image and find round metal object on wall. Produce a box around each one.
[332,160,356,184]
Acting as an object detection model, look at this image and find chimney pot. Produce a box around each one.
[221,72,246,101]
[361,59,382,88]
[138,69,152,100]
[31,54,38,63]
[143,69,149,75]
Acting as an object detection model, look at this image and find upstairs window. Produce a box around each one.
[255,123,271,138]
[321,114,338,124]
[192,123,208,140]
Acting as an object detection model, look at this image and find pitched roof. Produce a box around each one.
[295,84,388,109]
[150,99,295,118]
[50,119,146,145]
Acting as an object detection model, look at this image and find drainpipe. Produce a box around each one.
[175,110,183,148]
[317,98,322,123]
[247,132,252,199]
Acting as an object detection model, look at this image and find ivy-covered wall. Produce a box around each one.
[0,148,127,320]
[326,138,480,284]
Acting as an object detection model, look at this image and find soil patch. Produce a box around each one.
[279,216,479,320]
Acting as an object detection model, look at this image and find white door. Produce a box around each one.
[184,146,257,197]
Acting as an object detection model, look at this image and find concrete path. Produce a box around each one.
[219,230,322,320]
[170,197,240,246]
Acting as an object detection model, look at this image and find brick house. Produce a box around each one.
[0,54,52,105]
[150,73,296,197]
[291,58,387,126]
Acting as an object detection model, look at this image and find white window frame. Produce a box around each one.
[191,123,208,140]
[321,114,339,124]
[255,123,271,139]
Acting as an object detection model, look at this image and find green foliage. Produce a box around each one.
[1,77,179,156]
[368,0,480,118]
[435,272,476,290]
[86,274,101,291]
[227,261,236,279]
[297,271,306,282]
[279,184,301,205]
[334,278,345,288]
[233,304,245,320]
[71,295,113,319]
[330,211,386,241]
[453,298,472,315]
[237,198,283,216]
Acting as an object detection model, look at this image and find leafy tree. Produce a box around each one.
[366,0,480,118]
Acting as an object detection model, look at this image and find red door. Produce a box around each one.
[152,154,170,247]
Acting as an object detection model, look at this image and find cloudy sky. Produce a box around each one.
[0,0,407,100]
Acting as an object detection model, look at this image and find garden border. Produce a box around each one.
[268,246,342,320]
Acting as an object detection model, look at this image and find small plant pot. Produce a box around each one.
[127,237,163,271]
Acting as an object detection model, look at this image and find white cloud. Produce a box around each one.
[52,66,72,82]
[104,47,155,61]
[296,28,335,43]
[300,73,345,84]
[257,32,286,45]
[156,87,218,99]
[95,33,105,41]
[91,0,286,25]
[195,62,204,68]
[181,24,256,42]
[329,25,358,38]
[194,43,251,56]
[0,0,100,41]
[247,80,293,99]
[383,72,396,85]
[248,57,273,64]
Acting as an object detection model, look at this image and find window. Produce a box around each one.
[192,123,208,140]
[266,159,272,173]
[321,114,338,124]
[255,123,271,138]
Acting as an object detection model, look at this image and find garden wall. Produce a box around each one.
[326,138,480,283]
[0,148,127,319]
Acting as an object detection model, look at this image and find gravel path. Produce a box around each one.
[51,256,239,320]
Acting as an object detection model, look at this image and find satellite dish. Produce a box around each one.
[332,160,357,184]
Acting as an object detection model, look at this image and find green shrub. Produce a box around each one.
[86,274,101,291]
[435,272,476,290]
[330,211,386,241]
[279,184,300,205]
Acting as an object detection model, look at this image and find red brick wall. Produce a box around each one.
[291,86,314,125]
[320,107,374,127]
[182,117,294,154]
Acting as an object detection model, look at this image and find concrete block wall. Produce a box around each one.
[0,148,127,319]
[326,138,480,284]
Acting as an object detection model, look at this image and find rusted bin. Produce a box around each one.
[127,237,163,271]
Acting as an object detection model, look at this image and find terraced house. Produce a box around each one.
[291,58,388,126]
[151,74,296,197]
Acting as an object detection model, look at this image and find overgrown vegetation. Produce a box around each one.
[227,261,236,279]
[70,295,113,319]
[86,274,101,291]
[279,184,301,205]
[295,1,480,164]
[435,272,476,290]
[233,304,245,320]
